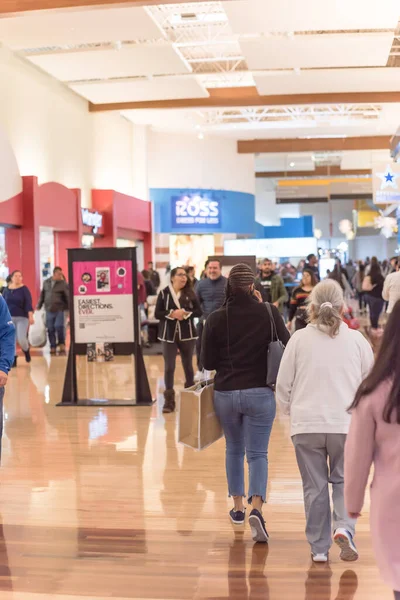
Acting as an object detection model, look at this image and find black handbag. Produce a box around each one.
[265,303,285,389]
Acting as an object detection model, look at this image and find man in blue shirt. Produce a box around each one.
[0,295,16,459]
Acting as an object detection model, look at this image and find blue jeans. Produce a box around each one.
[368,295,384,329]
[46,311,65,348]
[214,387,276,503]
[0,386,5,462]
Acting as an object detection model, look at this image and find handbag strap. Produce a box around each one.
[265,302,278,342]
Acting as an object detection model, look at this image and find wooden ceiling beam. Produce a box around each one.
[0,0,221,15]
[239,136,391,154]
[256,167,372,178]
[88,88,400,112]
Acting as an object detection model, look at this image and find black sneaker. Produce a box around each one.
[249,509,269,543]
[229,508,246,525]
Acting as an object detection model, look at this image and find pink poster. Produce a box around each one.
[73,261,133,297]
[72,261,134,344]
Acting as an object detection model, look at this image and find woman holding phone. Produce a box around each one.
[155,267,202,414]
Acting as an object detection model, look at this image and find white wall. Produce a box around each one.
[90,112,134,198]
[132,124,149,200]
[148,130,255,194]
[0,125,22,202]
[0,47,135,207]
[255,178,300,225]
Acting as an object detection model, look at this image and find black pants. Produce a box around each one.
[358,291,366,311]
[368,295,384,329]
[162,339,196,391]
[196,321,204,371]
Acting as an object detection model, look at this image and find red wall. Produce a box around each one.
[92,190,153,264]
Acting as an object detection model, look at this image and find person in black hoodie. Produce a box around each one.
[155,267,202,414]
[201,263,290,543]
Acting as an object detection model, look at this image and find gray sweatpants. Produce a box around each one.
[12,316,29,352]
[292,433,356,555]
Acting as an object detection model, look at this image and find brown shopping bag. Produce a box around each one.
[178,380,223,451]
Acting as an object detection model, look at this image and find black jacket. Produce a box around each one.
[155,285,202,343]
[201,293,290,391]
[37,277,69,312]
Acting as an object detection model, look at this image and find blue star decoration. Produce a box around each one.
[376,165,399,190]
[385,171,394,183]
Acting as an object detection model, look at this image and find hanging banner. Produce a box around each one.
[73,260,134,343]
[373,163,400,205]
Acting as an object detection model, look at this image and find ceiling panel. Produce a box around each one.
[0,7,163,49]
[254,68,400,95]
[340,149,392,169]
[71,77,209,103]
[240,33,394,70]
[224,0,400,34]
[28,44,190,81]
[255,153,314,172]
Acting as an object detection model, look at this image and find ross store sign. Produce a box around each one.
[373,163,400,205]
[171,194,221,228]
[81,208,103,233]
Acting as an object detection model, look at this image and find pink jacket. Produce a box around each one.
[345,380,400,591]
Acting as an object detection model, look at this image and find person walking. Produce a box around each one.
[276,279,373,563]
[148,261,160,291]
[287,269,317,332]
[352,261,366,313]
[255,258,288,312]
[3,270,34,366]
[155,267,202,414]
[201,263,290,542]
[362,259,385,329]
[305,254,321,283]
[382,259,400,314]
[345,300,400,600]
[195,259,226,375]
[0,295,15,458]
[37,266,69,355]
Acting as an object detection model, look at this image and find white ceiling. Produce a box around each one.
[224,0,400,34]
[29,44,191,81]
[0,7,164,49]
[0,0,398,169]
[241,33,394,70]
[71,76,208,104]
[254,68,400,95]
[255,150,392,173]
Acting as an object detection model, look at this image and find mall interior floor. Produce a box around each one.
[0,352,391,600]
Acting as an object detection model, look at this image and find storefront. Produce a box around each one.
[91,190,152,271]
[151,188,256,276]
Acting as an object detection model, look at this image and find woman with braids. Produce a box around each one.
[345,300,400,600]
[201,263,289,543]
[155,267,202,414]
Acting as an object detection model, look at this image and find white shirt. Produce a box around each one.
[382,271,400,313]
[276,323,374,436]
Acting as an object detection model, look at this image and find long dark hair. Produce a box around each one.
[170,266,195,299]
[350,300,400,423]
[302,268,317,287]
[329,264,344,290]
[369,262,383,286]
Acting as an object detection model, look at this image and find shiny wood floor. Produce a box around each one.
[0,350,392,599]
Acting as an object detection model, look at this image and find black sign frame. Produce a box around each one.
[58,247,154,407]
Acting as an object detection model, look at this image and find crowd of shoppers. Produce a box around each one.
[153,249,400,597]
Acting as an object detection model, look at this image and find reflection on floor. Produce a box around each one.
[0,351,392,599]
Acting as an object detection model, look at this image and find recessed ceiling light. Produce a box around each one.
[198,132,204,140]
[289,162,295,167]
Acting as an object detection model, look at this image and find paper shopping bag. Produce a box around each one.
[178,381,223,451]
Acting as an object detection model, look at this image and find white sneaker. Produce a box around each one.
[334,528,359,562]
[312,553,328,563]
[194,371,204,382]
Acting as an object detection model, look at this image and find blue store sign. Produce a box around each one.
[151,188,255,234]
[171,193,221,229]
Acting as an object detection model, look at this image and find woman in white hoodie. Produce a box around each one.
[276,279,373,564]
